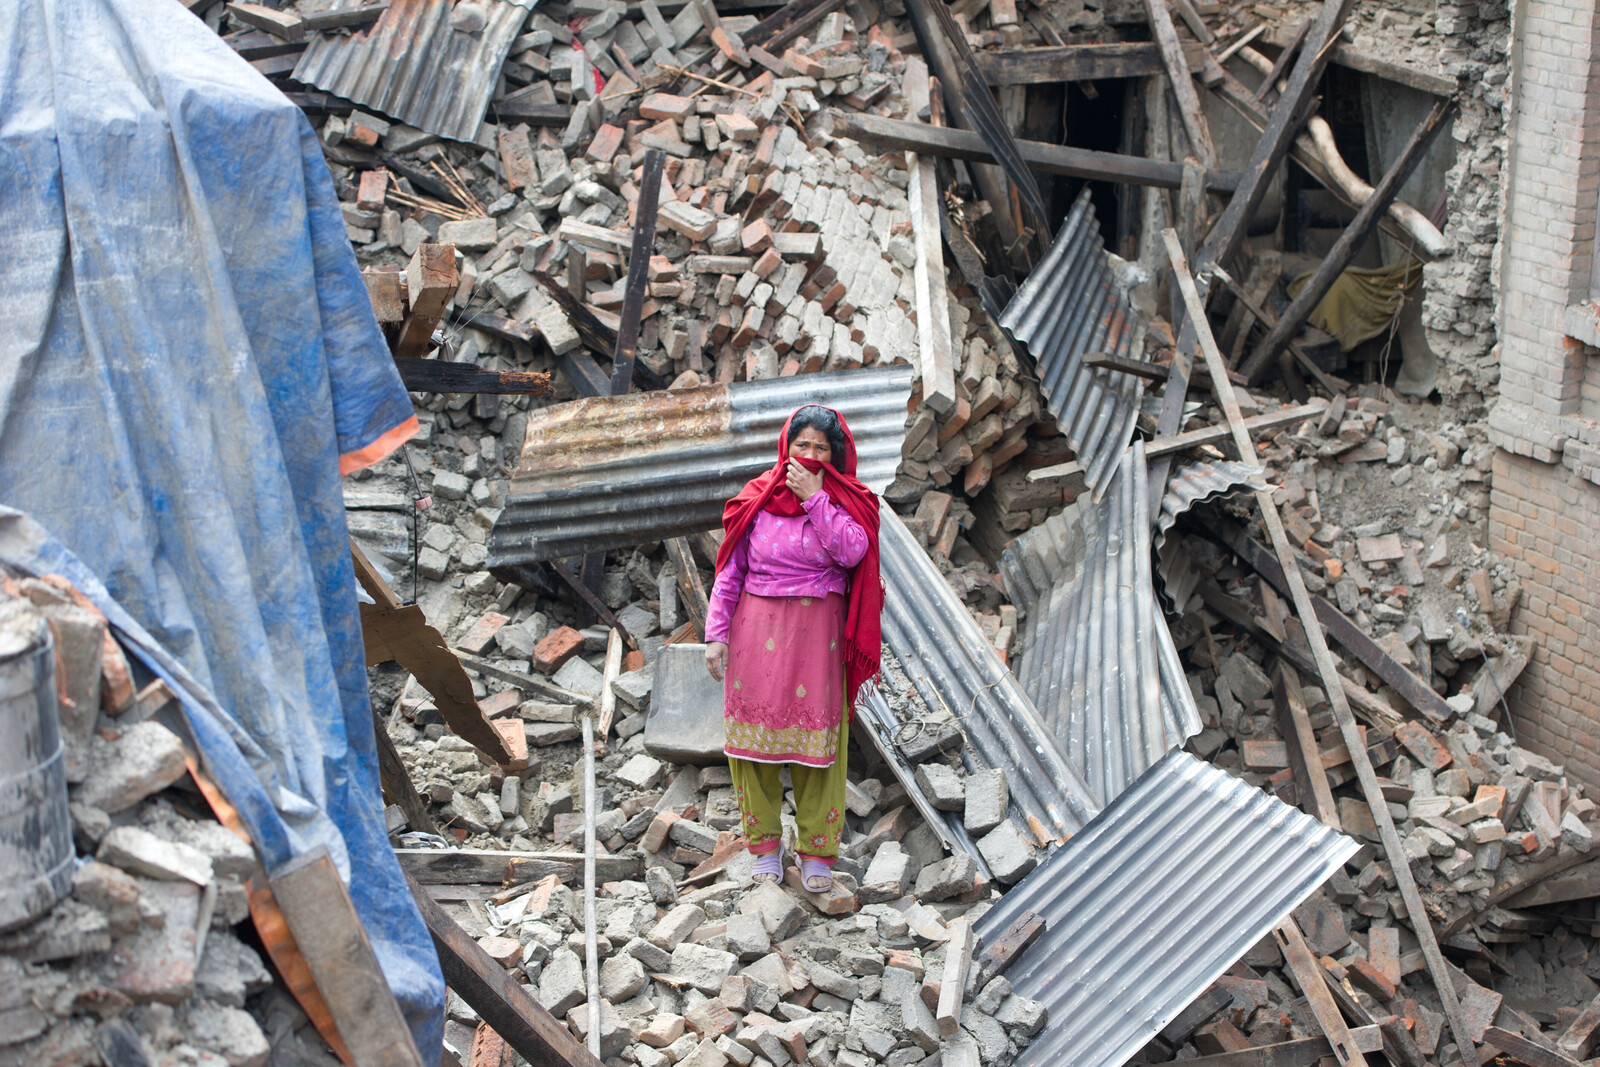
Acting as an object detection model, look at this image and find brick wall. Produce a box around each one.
[1489,451,1600,791]
[1495,0,1600,416]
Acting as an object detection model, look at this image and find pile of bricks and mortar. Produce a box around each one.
[0,585,331,1067]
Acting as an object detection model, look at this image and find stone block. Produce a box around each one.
[912,853,978,903]
[669,817,721,854]
[649,903,707,951]
[616,753,666,791]
[74,721,187,815]
[645,643,727,765]
[670,942,738,993]
[538,947,586,1016]
[438,217,498,251]
[914,763,966,811]
[741,883,804,940]
[552,655,605,698]
[976,821,1036,884]
[724,911,770,960]
[600,952,647,1001]
[612,669,653,710]
[859,841,913,904]
[963,769,1008,836]
[97,827,213,886]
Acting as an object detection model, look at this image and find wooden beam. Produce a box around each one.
[1179,1026,1384,1066]
[903,0,1022,253]
[395,243,459,359]
[270,847,426,1067]
[609,150,665,395]
[489,101,575,128]
[665,538,709,638]
[1145,0,1218,169]
[226,2,305,41]
[1274,662,1340,828]
[1164,228,1479,1067]
[1261,21,1456,96]
[973,912,1046,984]
[1202,0,1358,274]
[1241,99,1454,383]
[1027,400,1327,484]
[406,870,606,1067]
[1274,917,1369,1067]
[1211,265,1346,396]
[1484,1026,1583,1067]
[394,360,551,395]
[903,57,958,417]
[838,112,1242,193]
[372,708,442,838]
[352,541,515,766]
[299,3,388,32]
[936,918,975,1036]
[394,848,643,885]
[596,629,624,743]
[975,43,1165,84]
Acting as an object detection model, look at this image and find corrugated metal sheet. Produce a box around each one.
[294,0,534,144]
[998,441,1202,805]
[1155,457,1266,612]
[878,502,1100,843]
[488,366,913,567]
[977,750,1360,1067]
[999,189,1145,500]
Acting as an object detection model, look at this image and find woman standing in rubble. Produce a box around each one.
[703,405,883,893]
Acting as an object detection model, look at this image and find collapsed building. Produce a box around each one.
[4,0,1600,1066]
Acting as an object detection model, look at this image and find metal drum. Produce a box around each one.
[0,595,74,932]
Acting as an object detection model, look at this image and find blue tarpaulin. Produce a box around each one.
[0,0,441,1052]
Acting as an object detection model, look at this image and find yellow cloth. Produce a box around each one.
[729,709,849,862]
[1288,259,1422,352]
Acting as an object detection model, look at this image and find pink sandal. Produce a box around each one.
[751,848,783,885]
[799,857,833,893]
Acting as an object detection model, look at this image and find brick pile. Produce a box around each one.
[0,585,324,1067]
[283,0,1069,581]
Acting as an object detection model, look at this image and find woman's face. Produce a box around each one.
[790,426,833,465]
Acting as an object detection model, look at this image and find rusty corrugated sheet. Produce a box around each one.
[487,366,913,567]
[1155,457,1267,612]
[998,441,1202,806]
[976,749,1359,1067]
[879,502,1100,844]
[998,189,1144,500]
[293,0,533,144]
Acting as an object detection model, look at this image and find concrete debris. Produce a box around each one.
[118,0,1574,1064]
[0,584,289,1066]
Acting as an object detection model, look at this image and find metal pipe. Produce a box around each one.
[582,714,600,1058]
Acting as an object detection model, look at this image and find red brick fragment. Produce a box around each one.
[532,625,585,674]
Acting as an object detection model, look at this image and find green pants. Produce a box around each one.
[729,713,849,864]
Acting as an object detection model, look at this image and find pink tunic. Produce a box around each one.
[704,489,869,643]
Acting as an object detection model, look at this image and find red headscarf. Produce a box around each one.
[715,407,883,711]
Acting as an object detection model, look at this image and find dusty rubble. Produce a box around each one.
[11,0,1565,1064]
[0,585,333,1067]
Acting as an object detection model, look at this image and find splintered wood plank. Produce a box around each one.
[395,243,459,359]
[1274,662,1340,828]
[902,57,957,417]
[407,870,606,1067]
[1142,0,1217,169]
[394,848,643,885]
[1273,918,1368,1067]
[1164,229,1480,1067]
[973,911,1046,984]
[936,918,975,1035]
[270,847,426,1067]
